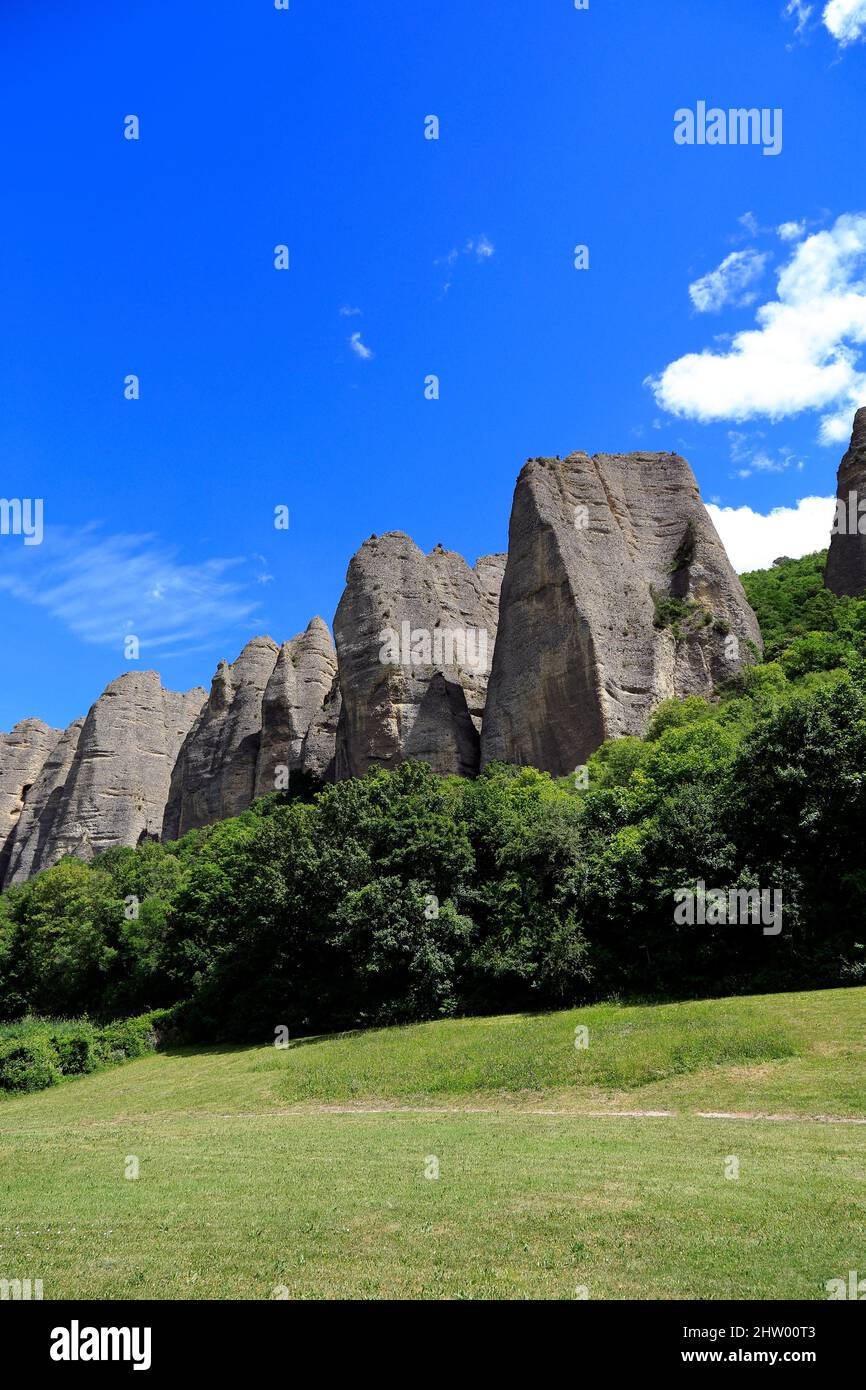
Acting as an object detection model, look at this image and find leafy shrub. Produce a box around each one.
[0,1009,174,1096]
[0,1035,62,1092]
[50,1022,99,1076]
[94,1009,172,1063]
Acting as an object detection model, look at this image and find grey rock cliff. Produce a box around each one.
[825,408,866,597]
[2,719,85,886]
[253,618,338,796]
[25,673,205,873]
[163,637,280,839]
[481,450,762,777]
[333,532,506,778]
[0,443,771,883]
[0,719,61,881]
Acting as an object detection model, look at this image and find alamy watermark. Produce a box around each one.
[830,491,866,535]
[673,882,782,936]
[826,1270,866,1300]
[0,1277,43,1300]
[0,497,43,546]
[674,103,782,157]
[379,622,489,672]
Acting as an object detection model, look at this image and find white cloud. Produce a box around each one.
[648,213,866,442]
[689,250,769,313]
[0,525,260,654]
[339,305,361,317]
[349,331,374,360]
[778,220,807,242]
[823,0,866,44]
[707,496,835,572]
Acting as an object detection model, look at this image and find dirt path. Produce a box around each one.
[277,1104,866,1125]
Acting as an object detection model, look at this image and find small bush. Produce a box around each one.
[50,1023,98,1077]
[95,1009,172,1063]
[0,1035,62,1092]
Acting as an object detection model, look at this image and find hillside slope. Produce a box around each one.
[1,989,863,1300]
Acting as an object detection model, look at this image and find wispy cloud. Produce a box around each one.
[349,330,374,360]
[689,250,770,313]
[467,234,495,260]
[339,305,362,317]
[783,1,814,42]
[0,524,261,655]
[728,429,805,478]
[436,234,495,292]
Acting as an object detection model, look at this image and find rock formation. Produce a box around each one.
[5,673,206,880]
[299,675,342,784]
[333,533,506,778]
[253,618,338,797]
[164,623,339,837]
[825,407,866,597]
[3,719,85,886]
[480,450,762,777]
[0,719,61,882]
[163,637,281,840]
[0,439,774,884]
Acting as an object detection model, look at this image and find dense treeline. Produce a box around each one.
[1,551,864,1040]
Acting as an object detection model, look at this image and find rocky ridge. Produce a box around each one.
[1,431,805,885]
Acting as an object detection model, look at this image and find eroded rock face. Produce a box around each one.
[333,533,506,778]
[480,451,762,777]
[2,719,85,886]
[299,675,342,784]
[253,618,338,796]
[0,719,61,881]
[163,637,279,839]
[27,673,205,872]
[825,408,866,597]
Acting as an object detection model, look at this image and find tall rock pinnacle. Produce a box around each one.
[162,637,280,839]
[253,618,339,797]
[825,407,866,597]
[9,673,205,877]
[481,450,762,776]
[333,532,506,778]
[2,718,85,886]
[0,719,61,882]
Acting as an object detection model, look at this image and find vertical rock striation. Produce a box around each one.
[3,718,85,886]
[163,637,280,839]
[23,673,206,873]
[253,618,338,796]
[0,719,61,882]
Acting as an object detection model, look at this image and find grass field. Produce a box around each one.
[0,988,864,1299]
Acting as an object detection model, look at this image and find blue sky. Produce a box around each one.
[2,0,866,730]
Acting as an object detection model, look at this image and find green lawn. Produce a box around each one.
[0,988,864,1299]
